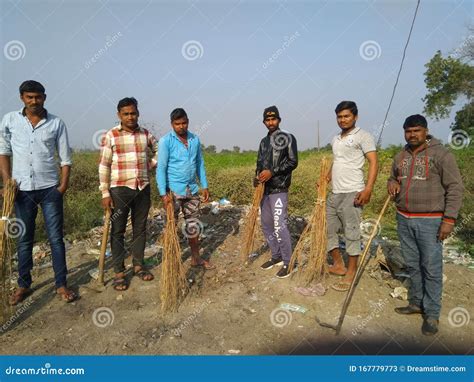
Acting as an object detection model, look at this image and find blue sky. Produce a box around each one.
[0,0,472,150]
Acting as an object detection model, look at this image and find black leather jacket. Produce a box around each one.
[256,128,298,195]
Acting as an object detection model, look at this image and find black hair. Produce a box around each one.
[117,97,138,112]
[19,80,45,95]
[170,108,188,122]
[403,114,427,129]
[335,101,358,116]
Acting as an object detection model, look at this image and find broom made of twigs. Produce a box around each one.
[240,182,265,263]
[289,157,330,284]
[0,179,17,322]
[160,195,188,312]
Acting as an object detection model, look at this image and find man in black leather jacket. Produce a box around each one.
[255,106,298,278]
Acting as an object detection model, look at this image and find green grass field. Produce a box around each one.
[6,146,474,254]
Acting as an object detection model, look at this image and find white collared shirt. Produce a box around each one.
[331,127,376,193]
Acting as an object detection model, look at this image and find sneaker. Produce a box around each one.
[276,264,291,279]
[261,257,283,270]
[422,317,439,336]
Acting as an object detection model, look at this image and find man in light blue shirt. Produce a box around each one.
[158,108,214,270]
[0,80,76,304]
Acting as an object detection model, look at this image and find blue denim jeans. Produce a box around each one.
[14,186,67,289]
[396,213,443,319]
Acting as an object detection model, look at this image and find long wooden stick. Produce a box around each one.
[98,209,111,285]
[316,195,391,335]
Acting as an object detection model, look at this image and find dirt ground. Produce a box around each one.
[0,205,472,355]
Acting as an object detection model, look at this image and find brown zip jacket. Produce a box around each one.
[388,136,463,223]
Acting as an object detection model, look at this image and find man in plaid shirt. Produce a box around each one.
[99,97,158,291]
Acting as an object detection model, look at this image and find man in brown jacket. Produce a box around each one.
[387,114,463,336]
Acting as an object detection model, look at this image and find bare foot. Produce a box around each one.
[328,264,347,276]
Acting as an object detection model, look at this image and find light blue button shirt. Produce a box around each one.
[157,130,208,196]
[0,109,72,191]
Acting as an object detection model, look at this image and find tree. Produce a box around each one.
[205,145,216,154]
[423,29,474,135]
[232,146,240,153]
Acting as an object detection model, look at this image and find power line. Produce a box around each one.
[377,0,421,147]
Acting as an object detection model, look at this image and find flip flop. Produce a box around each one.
[191,259,216,270]
[56,288,78,303]
[112,277,129,291]
[134,269,154,281]
[9,288,32,306]
[331,281,351,292]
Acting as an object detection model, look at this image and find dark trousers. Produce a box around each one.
[109,186,151,273]
[14,186,67,289]
[260,192,292,265]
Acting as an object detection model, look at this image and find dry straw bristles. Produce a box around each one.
[289,157,329,284]
[160,196,188,312]
[240,183,265,263]
[1,179,17,323]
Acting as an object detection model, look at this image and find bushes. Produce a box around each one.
[14,147,473,254]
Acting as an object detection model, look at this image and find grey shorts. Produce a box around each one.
[326,191,362,256]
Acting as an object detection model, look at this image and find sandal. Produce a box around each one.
[331,281,352,292]
[112,277,129,291]
[9,288,32,306]
[191,259,216,270]
[56,287,78,303]
[134,269,154,281]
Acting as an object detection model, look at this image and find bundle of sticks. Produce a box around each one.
[240,182,265,263]
[160,195,188,312]
[0,179,17,322]
[289,157,330,284]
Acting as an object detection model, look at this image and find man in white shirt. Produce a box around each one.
[326,101,378,292]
